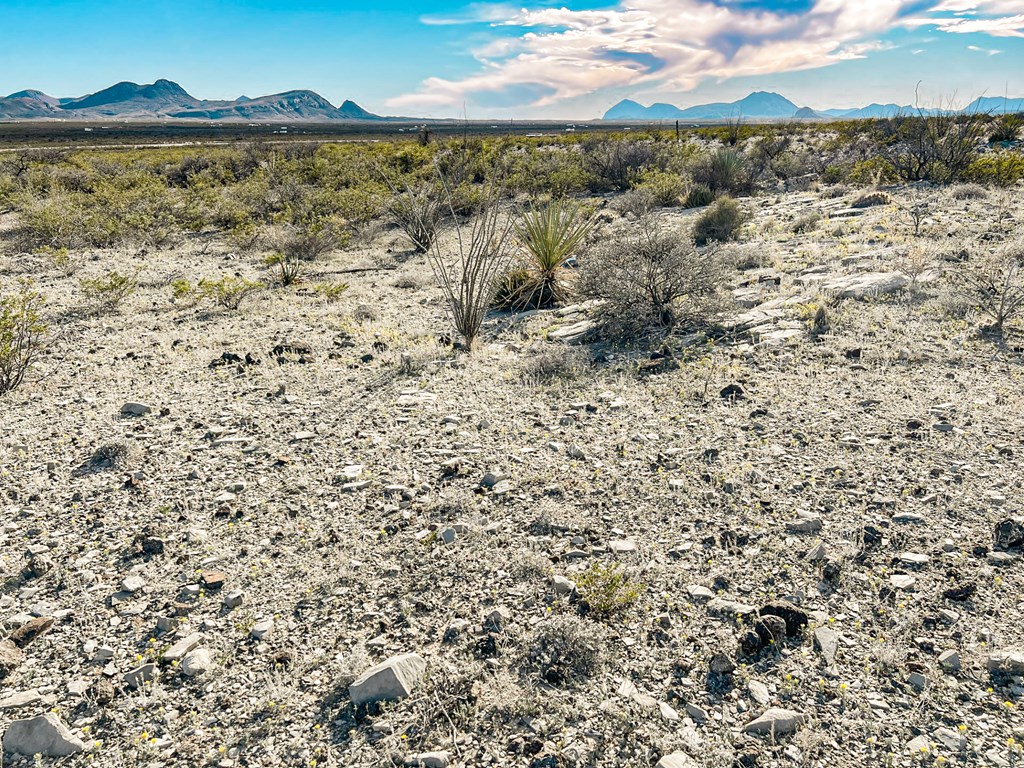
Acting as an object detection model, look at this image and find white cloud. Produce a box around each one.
[967,43,1004,51]
[388,0,1024,112]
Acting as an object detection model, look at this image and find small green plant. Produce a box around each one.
[264,253,304,287]
[575,561,642,619]
[693,196,746,245]
[80,269,138,313]
[683,182,716,209]
[989,113,1023,143]
[45,247,82,276]
[198,276,264,310]
[497,199,595,310]
[312,281,349,302]
[0,279,48,396]
[170,278,199,306]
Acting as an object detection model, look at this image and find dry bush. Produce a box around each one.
[0,279,48,396]
[950,183,988,200]
[520,346,589,384]
[949,240,1024,335]
[578,217,730,338]
[524,615,605,686]
[584,139,667,191]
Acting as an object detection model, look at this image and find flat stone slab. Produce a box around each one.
[349,652,426,706]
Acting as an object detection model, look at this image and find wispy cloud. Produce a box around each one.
[388,0,1024,111]
[967,43,1004,51]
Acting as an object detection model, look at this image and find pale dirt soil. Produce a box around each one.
[0,186,1023,768]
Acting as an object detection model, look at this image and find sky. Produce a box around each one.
[2,0,1024,119]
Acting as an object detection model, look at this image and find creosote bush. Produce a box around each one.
[693,196,747,245]
[0,279,48,396]
[80,269,138,313]
[173,277,264,311]
[575,562,642,620]
[578,217,730,337]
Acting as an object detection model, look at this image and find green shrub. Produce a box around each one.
[683,182,716,209]
[967,151,1024,187]
[792,212,822,233]
[634,169,686,208]
[0,279,48,396]
[575,562,642,620]
[198,277,264,310]
[693,196,746,245]
[312,281,349,302]
[80,269,138,313]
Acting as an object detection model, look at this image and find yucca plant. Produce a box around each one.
[263,252,304,286]
[498,200,595,310]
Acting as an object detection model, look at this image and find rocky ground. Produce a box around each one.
[1,183,1023,768]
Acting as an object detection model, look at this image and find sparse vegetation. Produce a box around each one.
[0,279,48,396]
[80,269,139,313]
[950,240,1024,335]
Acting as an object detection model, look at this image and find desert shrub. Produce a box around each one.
[792,212,822,233]
[634,169,686,208]
[312,281,349,302]
[613,188,656,218]
[989,113,1024,143]
[520,346,589,383]
[693,196,746,245]
[80,269,138,313]
[875,110,987,183]
[496,199,595,310]
[196,277,264,310]
[428,175,515,349]
[578,218,730,337]
[46,247,83,276]
[386,184,443,253]
[951,183,988,200]
[525,615,605,685]
[0,279,48,396]
[263,253,304,287]
[690,148,747,195]
[949,240,1024,335]
[682,183,716,209]
[575,562,642,620]
[273,221,340,262]
[850,191,891,208]
[584,139,667,191]
[966,151,1024,187]
[897,242,936,292]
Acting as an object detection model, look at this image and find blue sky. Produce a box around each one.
[2,0,1024,118]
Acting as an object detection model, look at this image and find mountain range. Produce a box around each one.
[0,79,381,121]
[603,91,1024,121]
